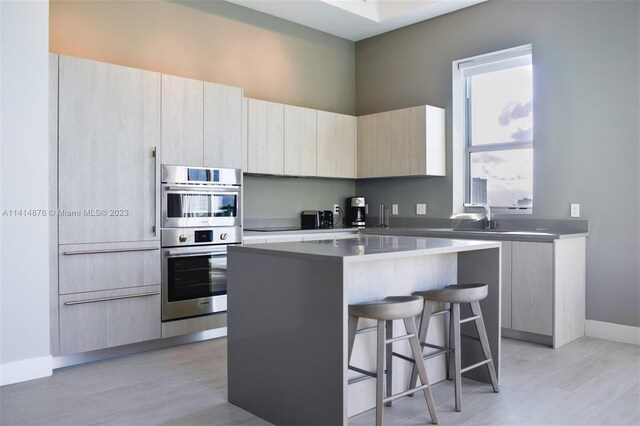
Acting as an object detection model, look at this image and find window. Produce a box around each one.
[457,45,533,212]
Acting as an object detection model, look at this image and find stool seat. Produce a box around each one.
[414,283,488,304]
[349,296,424,320]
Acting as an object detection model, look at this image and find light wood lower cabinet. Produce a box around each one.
[502,238,586,348]
[58,241,160,294]
[59,285,161,356]
[511,242,554,336]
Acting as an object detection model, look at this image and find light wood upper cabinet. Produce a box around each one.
[390,105,445,176]
[511,242,554,336]
[204,82,243,169]
[357,105,445,178]
[161,74,204,166]
[58,56,160,244]
[247,98,284,174]
[317,111,357,178]
[357,112,391,178]
[284,105,317,176]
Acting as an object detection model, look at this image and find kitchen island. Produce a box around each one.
[227,235,502,425]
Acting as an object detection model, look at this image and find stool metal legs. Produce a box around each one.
[348,315,438,426]
[470,302,499,392]
[410,299,499,413]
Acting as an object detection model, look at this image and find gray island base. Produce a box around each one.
[227,235,501,425]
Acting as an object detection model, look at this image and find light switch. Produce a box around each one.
[416,204,427,215]
[570,203,580,218]
[392,204,398,215]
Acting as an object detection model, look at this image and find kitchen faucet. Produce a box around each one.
[464,203,496,229]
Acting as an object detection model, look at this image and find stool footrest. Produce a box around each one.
[348,365,377,379]
[391,351,415,363]
[461,358,492,374]
[423,349,449,361]
[383,383,430,403]
[420,342,451,352]
[385,333,415,344]
[462,334,481,342]
[355,326,377,335]
[430,309,450,316]
[460,315,480,324]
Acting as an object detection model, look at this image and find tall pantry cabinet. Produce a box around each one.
[53,55,162,356]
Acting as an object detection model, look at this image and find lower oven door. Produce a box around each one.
[161,245,229,321]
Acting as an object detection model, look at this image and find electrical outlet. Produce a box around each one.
[570,203,580,218]
[392,204,398,215]
[333,204,340,214]
[416,203,427,215]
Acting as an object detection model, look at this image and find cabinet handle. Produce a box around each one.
[152,146,158,236]
[63,247,159,255]
[64,291,160,306]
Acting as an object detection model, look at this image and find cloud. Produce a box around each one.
[498,101,532,126]
[511,127,533,141]
[475,152,504,165]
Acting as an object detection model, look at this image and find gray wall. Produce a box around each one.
[1,0,52,383]
[355,1,639,327]
[50,0,355,115]
[243,176,355,221]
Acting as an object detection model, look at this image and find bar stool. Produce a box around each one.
[348,295,438,426]
[410,284,499,412]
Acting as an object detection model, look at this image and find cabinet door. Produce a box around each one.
[59,285,161,355]
[358,112,391,178]
[58,56,160,244]
[317,111,357,178]
[284,105,317,176]
[390,106,425,176]
[59,241,160,294]
[204,82,243,169]
[511,242,553,336]
[500,241,513,329]
[161,74,204,166]
[247,98,284,174]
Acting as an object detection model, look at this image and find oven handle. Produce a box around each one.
[166,250,227,258]
[163,185,239,193]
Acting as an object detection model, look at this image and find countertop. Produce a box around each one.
[230,234,500,263]
[242,226,587,242]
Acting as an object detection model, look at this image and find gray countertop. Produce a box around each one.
[242,226,587,242]
[230,234,500,263]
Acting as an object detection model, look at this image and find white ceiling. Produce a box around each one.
[225,0,486,41]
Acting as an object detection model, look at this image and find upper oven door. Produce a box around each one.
[162,185,241,228]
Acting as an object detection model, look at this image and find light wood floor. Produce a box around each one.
[1,337,638,425]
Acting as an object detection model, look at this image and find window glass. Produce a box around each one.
[470,149,533,207]
[470,65,533,145]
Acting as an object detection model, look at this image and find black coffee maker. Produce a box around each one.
[348,196,366,227]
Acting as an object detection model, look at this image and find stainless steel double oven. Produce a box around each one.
[160,165,241,322]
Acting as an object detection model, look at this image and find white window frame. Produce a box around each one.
[452,45,533,216]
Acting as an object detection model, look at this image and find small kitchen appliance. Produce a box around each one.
[301,210,333,229]
[349,197,366,227]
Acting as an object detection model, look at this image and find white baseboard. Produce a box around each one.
[585,320,640,345]
[0,355,53,386]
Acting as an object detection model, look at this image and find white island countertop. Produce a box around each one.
[233,234,501,263]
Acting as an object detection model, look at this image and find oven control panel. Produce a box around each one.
[161,227,241,247]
